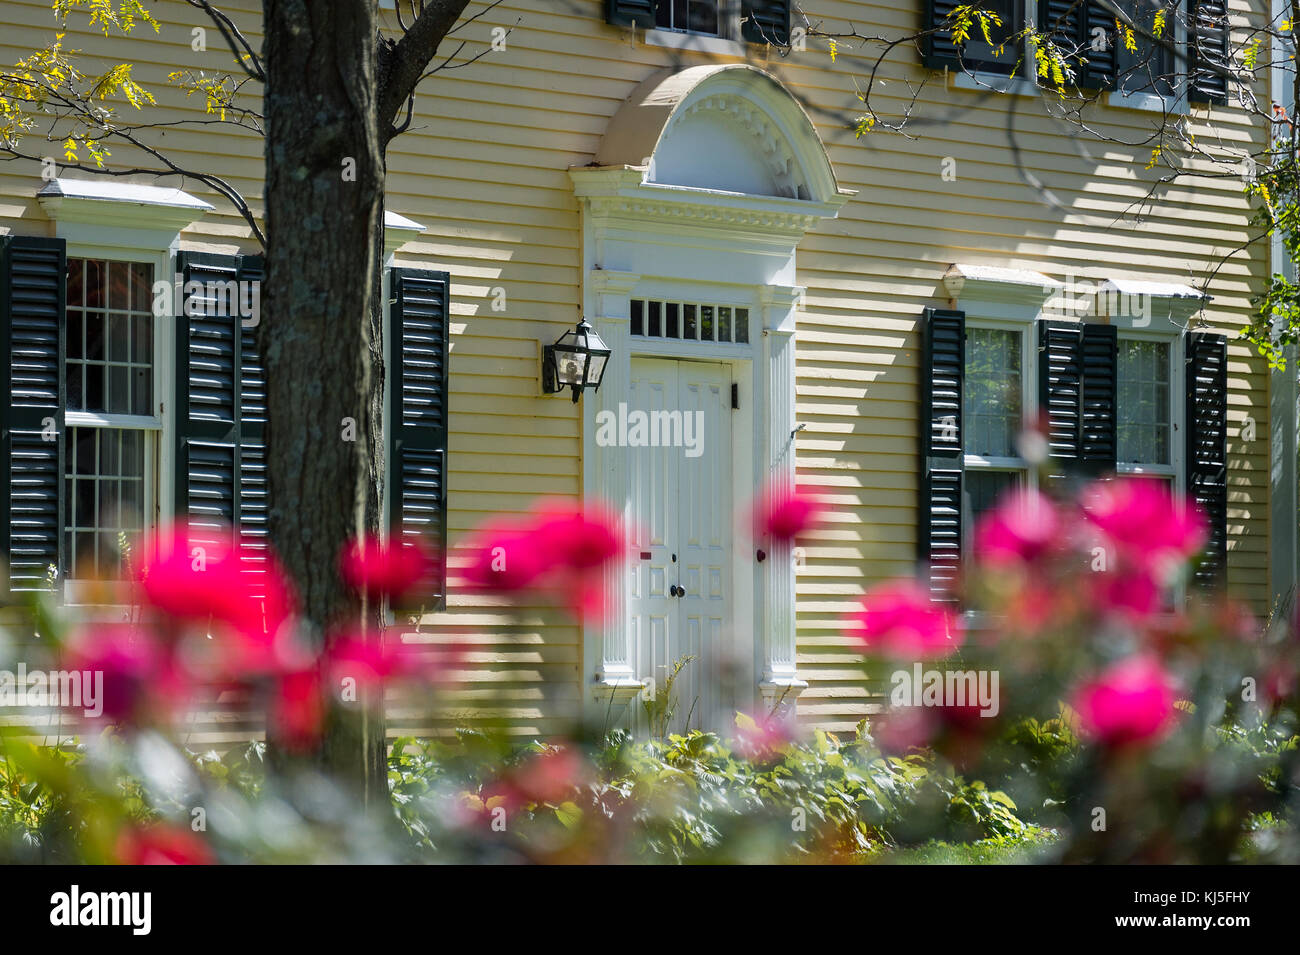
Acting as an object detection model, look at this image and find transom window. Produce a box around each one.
[63,257,159,581]
[630,298,750,345]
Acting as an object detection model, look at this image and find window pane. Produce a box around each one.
[1118,339,1171,465]
[67,259,155,417]
[964,328,1022,457]
[687,0,717,35]
[63,425,151,580]
[966,470,1018,530]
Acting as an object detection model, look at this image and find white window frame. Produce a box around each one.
[949,0,1191,114]
[945,265,1059,555]
[60,243,171,604]
[646,0,740,42]
[1114,329,1184,482]
[37,178,212,605]
[963,318,1037,543]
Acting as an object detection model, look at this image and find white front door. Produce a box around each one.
[628,357,733,733]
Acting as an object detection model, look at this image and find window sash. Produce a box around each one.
[62,423,158,594]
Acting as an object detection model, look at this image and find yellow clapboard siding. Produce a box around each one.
[0,0,1277,738]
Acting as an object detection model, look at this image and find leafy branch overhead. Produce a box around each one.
[810,1,1300,369]
[0,0,477,249]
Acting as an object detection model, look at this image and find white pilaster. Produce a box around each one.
[583,270,643,702]
[757,284,807,712]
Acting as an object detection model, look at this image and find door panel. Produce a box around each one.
[628,357,732,733]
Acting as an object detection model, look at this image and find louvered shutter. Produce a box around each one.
[1038,321,1117,475]
[388,269,449,611]
[921,0,964,68]
[741,0,790,45]
[235,255,270,591]
[1038,1,1118,88]
[174,251,266,575]
[1039,321,1084,464]
[0,236,66,593]
[1186,332,1228,587]
[919,307,964,600]
[1079,323,1117,474]
[605,0,655,28]
[1188,0,1230,104]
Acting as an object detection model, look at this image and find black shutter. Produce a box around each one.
[1038,320,1116,476]
[921,0,963,69]
[388,268,450,611]
[1079,323,1117,475]
[1039,320,1084,464]
[605,0,655,28]
[919,307,964,600]
[235,255,270,591]
[1038,1,1117,88]
[0,236,65,592]
[174,251,265,572]
[1186,332,1228,588]
[1188,0,1230,104]
[1080,1,1118,87]
[742,0,791,45]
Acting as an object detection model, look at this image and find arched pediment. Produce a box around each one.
[593,65,842,205]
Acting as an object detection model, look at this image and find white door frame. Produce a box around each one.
[576,261,805,723]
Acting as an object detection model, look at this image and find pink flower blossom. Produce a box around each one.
[322,634,457,689]
[850,580,962,659]
[754,486,821,541]
[268,669,325,752]
[115,824,214,865]
[139,524,247,625]
[340,534,437,601]
[871,708,936,755]
[60,624,190,725]
[534,502,624,572]
[974,489,1061,566]
[1071,655,1179,747]
[1091,569,1161,620]
[733,711,795,760]
[1084,478,1207,573]
[460,520,550,592]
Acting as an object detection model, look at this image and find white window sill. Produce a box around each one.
[1107,89,1189,115]
[642,28,747,57]
[949,70,1041,98]
[949,71,1191,117]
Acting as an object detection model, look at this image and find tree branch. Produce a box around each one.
[185,0,265,82]
[377,0,473,127]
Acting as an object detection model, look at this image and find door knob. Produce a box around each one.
[670,585,686,598]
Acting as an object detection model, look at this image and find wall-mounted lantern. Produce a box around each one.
[542,319,610,403]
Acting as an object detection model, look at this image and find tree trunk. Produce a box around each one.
[262,0,387,801]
